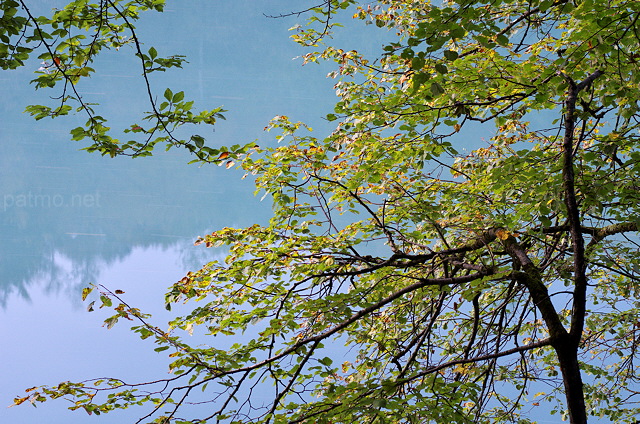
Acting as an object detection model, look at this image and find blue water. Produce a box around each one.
[1,2,336,422]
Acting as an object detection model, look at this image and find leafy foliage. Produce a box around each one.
[2,0,253,161]
[10,0,640,423]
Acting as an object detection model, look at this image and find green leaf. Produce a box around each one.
[443,50,458,61]
[434,63,448,74]
[318,357,333,366]
[411,56,425,70]
[430,81,445,96]
[100,295,112,308]
[172,91,184,102]
[450,27,466,40]
[191,135,205,149]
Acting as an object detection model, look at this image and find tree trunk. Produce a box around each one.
[501,235,589,423]
[554,337,588,424]
[555,70,604,424]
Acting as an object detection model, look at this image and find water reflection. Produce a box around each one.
[0,0,391,306]
[0,122,268,303]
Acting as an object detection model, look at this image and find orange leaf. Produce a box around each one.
[495,228,511,240]
[218,152,229,160]
[11,397,28,407]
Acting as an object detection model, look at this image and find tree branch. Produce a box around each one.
[562,69,604,342]
[403,338,552,383]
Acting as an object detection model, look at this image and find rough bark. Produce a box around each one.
[500,230,588,423]
[555,69,604,424]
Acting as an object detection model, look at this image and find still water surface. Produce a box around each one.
[1,2,343,422]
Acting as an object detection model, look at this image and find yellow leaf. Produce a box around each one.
[81,286,92,301]
[11,396,28,407]
[453,364,468,374]
[495,228,511,240]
